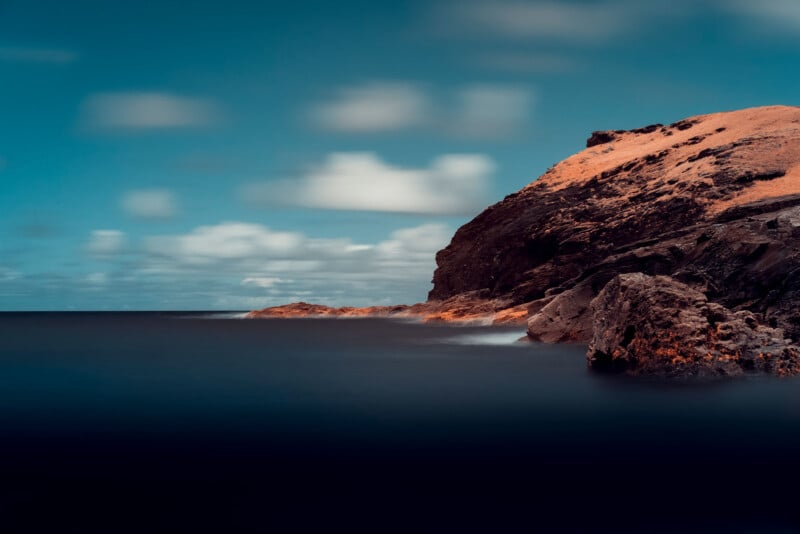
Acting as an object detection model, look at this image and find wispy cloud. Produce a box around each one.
[85,230,126,258]
[310,81,533,138]
[141,221,451,279]
[311,82,430,132]
[722,0,800,31]
[81,92,221,131]
[449,84,534,138]
[242,277,288,289]
[121,189,178,219]
[84,272,109,287]
[0,267,20,282]
[144,223,305,266]
[95,221,453,306]
[433,1,630,42]
[241,152,494,215]
[0,46,77,64]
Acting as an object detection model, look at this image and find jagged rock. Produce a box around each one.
[588,274,800,377]
[428,106,800,351]
[527,282,595,343]
[586,130,618,147]
[251,106,800,376]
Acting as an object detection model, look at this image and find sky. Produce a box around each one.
[1,0,800,310]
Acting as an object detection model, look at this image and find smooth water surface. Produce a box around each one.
[0,313,798,532]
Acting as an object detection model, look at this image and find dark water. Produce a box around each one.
[1,313,799,532]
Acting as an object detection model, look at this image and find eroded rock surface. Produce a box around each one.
[252,106,800,376]
[588,274,800,377]
[425,105,800,374]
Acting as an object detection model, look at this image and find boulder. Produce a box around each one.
[588,273,800,377]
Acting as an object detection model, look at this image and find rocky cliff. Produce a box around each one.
[428,105,800,375]
[253,105,800,376]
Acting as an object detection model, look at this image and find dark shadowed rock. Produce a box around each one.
[586,131,618,147]
[588,274,800,377]
[252,106,800,376]
[527,281,595,343]
[427,105,800,375]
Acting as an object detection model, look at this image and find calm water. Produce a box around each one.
[0,313,799,532]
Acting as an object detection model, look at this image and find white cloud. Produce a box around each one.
[121,189,178,219]
[374,224,453,269]
[437,1,629,41]
[242,152,493,215]
[312,82,430,132]
[0,46,77,64]
[86,230,125,257]
[82,92,220,131]
[310,81,534,138]
[4,220,453,306]
[136,221,451,305]
[144,223,305,266]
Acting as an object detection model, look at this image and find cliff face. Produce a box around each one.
[252,105,800,376]
[429,106,800,365]
[589,274,800,377]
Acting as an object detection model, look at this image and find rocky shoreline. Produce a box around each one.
[246,294,529,325]
[251,105,800,377]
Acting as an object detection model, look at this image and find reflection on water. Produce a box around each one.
[0,313,798,532]
[444,330,528,346]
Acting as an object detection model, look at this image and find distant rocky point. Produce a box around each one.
[251,105,800,377]
[246,295,529,325]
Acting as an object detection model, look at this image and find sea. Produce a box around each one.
[0,312,799,533]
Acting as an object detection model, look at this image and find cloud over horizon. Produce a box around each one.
[76,221,452,308]
[242,152,494,215]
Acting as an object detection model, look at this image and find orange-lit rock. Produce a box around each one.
[589,274,800,376]
[429,105,800,372]
[250,106,800,376]
[247,294,529,326]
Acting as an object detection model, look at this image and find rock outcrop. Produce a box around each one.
[425,105,800,375]
[246,294,529,325]
[588,274,800,377]
[252,105,800,376]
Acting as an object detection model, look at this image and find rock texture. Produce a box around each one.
[425,105,800,375]
[589,274,800,377]
[247,294,529,325]
[252,105,800,376]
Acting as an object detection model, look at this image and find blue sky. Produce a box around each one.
[1,0,800,310]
